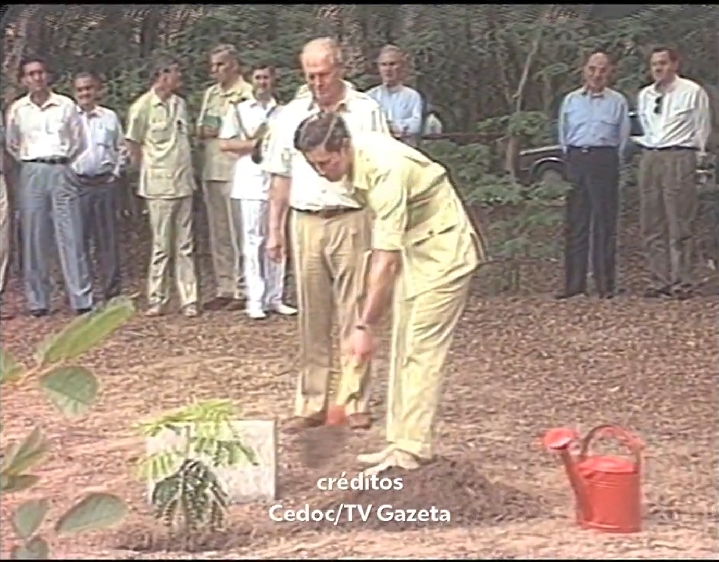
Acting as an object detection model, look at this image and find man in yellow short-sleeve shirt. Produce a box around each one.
[125,57,199,317]
[294,112,488,474]
[197,44,253,310]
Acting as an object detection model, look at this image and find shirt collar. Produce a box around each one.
[652,76,679,95]
[78,104,101,117]
[249,97,277,110]
[21,91,62,110]
[380,83,405,95]
[217,77,250,97]
[306,83,358,113]
[150,89,174,107]
[581,86,606,98]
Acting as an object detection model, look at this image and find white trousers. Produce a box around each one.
[231,199,285,311]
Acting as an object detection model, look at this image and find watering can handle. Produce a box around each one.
[579,424,643,471]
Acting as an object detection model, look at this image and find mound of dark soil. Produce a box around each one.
[284,456,547,533]
[113,521,255,553]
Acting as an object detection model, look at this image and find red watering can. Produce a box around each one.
[543,424,643,534]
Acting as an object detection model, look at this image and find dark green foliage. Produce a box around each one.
[151,458,228,533]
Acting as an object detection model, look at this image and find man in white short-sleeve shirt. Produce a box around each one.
[219,64,296,319]
[262,37,389,433]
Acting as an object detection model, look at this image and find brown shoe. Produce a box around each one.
[224,299,245,311]
[144,304,164,317]
[346,413,372,430]
[204,297,233,311]
[283,415,325,434]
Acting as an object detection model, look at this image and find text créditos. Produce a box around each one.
[316,471,403,492]
[268,503,451,524]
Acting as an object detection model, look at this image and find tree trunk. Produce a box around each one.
[503,9,551,176]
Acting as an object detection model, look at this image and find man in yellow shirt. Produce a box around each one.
[197,44,254,311]
[125,57,199,317]
[293,112,487,473]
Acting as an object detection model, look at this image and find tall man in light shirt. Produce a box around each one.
[264,37,390,433]
[197,44,254,311]
[219,63,297,320]
[71,72,127,302]
[6,56,92,317]
[366,45,423,146]
[557,50,630,299]
[636,46,711,299]
[125,57,199,317]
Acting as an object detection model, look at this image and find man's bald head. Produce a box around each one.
[300,37,345,110]
[583,49,612,93]
[301,37,343,68]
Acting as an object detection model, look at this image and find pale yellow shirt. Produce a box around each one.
[6,92,85,162]
[198,78,254,182]
[125,89,195,199]
[351,132,484,298]
[262,87,389,211]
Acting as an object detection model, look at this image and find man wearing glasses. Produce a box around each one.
[636,46,711,299]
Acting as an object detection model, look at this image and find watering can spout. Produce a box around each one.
[543,427,592,522]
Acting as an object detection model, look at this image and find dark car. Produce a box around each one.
[518,110,644,186]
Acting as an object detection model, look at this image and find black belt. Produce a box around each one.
[76,172,113,180]
[24,157,69,165]
[567,146,618,153]
[640,146,697,152]
[294,206,361,219]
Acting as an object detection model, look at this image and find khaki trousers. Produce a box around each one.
[0,173,10,297]
[387,272,472,460]
[203,180,240,298]
[639,148,698,288]
[145,197,198,308]
[290,209,372,417]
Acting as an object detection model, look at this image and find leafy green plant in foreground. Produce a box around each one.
[1,298,136,559]
[138,399,258,536]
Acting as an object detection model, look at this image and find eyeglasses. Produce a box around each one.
[654,95,663,115]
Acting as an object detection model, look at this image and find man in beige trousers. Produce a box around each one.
[197,44,254,311]
[125,57,199,317]
[636,47,711,299]
[264,38,390,432]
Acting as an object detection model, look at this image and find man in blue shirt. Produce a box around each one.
[557,49,630,299]
[366,45,423,146]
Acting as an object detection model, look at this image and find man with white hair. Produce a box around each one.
[263,37,389,433]
[366,44,423,146]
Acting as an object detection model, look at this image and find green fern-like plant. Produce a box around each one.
[138,400,258,536]
[152,458,228,533]
[1,298,136,559]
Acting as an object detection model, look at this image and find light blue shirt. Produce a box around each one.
[558,87,630,156]
[366,84,423,137]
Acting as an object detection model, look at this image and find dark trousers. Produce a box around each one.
[563,147,620,296]
[74,174,121,300]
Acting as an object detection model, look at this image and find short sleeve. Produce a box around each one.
[367,166,410,251]
[125,99,147,144]
[261,109,293,177]
[219,105,241,140]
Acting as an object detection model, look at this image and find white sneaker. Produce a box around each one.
[246,309,267,319]
[269,303,297,316]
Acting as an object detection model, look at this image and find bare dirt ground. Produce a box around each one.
[1,197,717,559]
